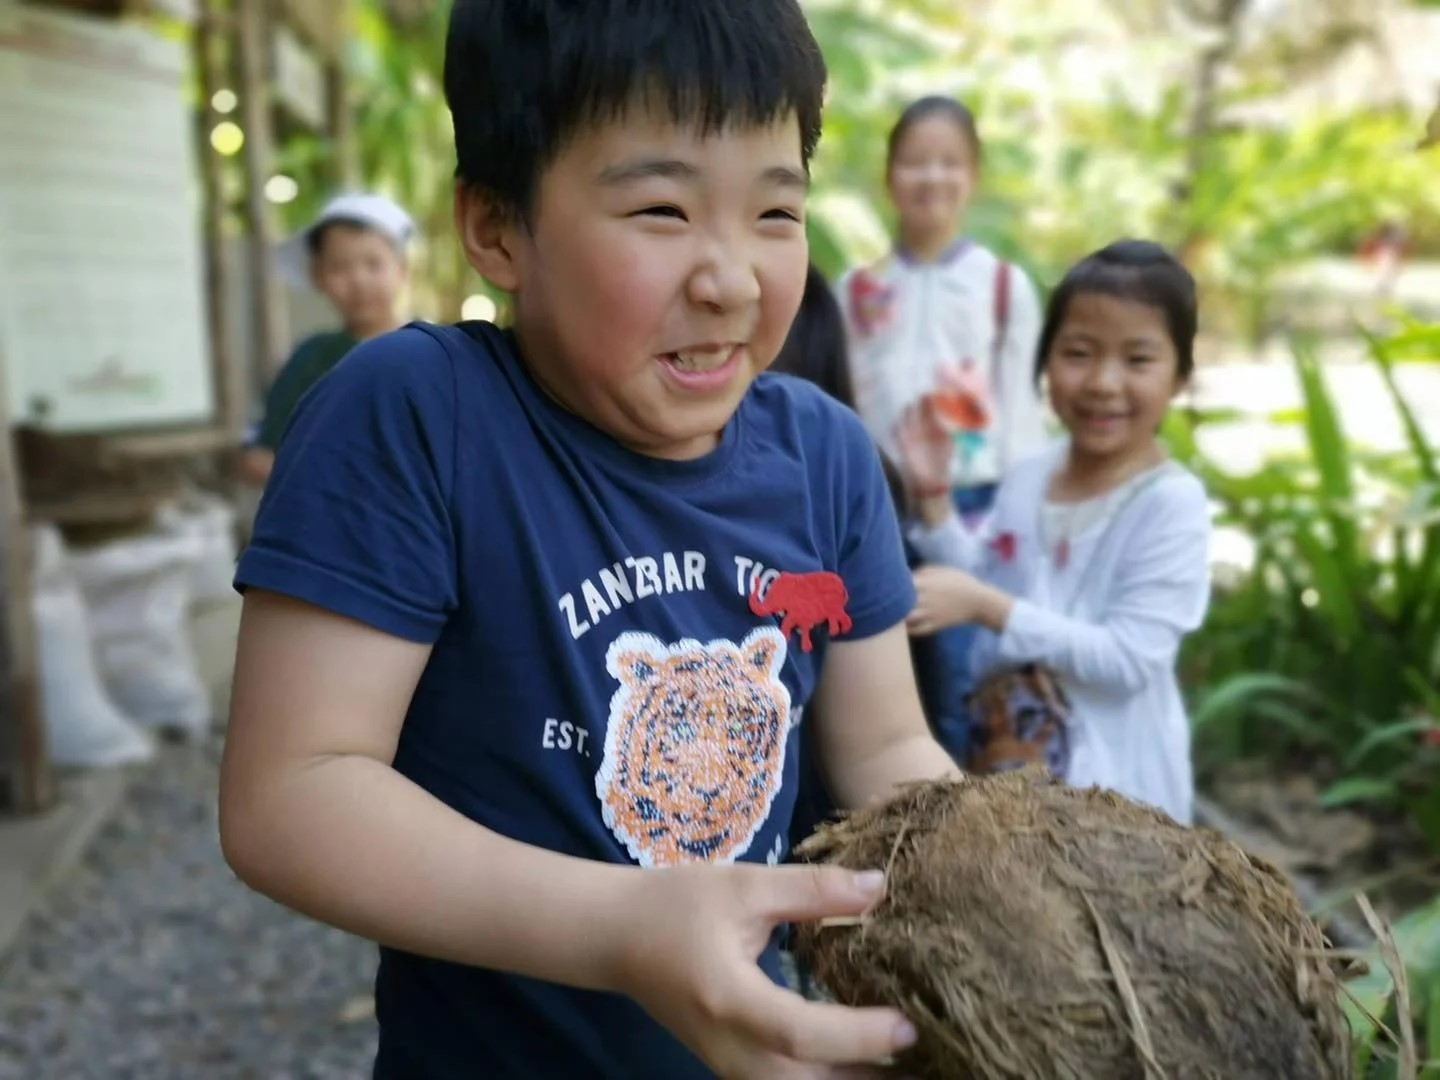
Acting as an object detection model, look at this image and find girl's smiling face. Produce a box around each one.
[1045,292,1186,466]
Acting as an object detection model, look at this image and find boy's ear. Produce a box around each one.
[455,182,520,293]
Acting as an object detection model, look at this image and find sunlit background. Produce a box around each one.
[0,0,1438,1074]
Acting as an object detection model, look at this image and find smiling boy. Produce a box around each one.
[218,2,956,1077]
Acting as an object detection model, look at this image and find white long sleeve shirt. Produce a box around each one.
[837,242,1048,488]
[910,443,1212,823]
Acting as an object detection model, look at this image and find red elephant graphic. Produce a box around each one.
[749,571,853,653]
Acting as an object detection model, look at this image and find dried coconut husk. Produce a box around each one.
[793,772,1351,1080]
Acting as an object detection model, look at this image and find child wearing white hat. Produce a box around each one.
[240,193,416,487]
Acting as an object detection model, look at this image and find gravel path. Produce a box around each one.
[0,734,378,1080]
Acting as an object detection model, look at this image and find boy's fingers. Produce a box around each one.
[763,1063,890,1080]
[742,976,916,1066]
[751,865,887,924]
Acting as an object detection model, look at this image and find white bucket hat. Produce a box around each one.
[276,192,417,288]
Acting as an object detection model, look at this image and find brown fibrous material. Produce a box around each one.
[793,773,1352,1080]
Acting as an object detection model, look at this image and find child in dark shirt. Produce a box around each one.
[220,3,956,1078]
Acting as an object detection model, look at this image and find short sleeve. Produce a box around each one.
[832,408,916,638]
[235,327,460,643]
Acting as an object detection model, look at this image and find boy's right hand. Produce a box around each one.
[610,863,917,1079]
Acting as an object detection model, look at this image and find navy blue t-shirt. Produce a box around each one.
[235,321,915,1078]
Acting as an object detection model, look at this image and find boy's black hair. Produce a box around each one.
[1035,240,1198,384]
[771,264,908,515]
[886,95,982,174]
[305,218,392,259]
[444,0,828,222]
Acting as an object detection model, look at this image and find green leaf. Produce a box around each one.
[1292,337,1359,559]
[1344,896,1440,1051]
[1406,784,1440,859]
[1427,980,1440,1080]
[1190,673,1318,726]
[1344,718,1440,769]
[1320,776,1401,808]
[1290,526,1363,641]
[1362,323,1439,485]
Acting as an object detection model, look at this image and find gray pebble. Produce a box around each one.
[0,733,378,1079]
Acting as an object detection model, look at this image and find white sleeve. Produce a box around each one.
[994,479,1212,694]
[907,513,986,570]
[996,268,1049,471]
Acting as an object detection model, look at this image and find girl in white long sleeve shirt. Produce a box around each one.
[838,96,1048,508]
[899,241,1212,823]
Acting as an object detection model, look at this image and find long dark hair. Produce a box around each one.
[772,265,908,514]
[772,264,854,406]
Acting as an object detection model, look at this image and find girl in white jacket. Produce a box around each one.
[838,96,1050,763]
[839,95,1048,512]
[899,240,1211,823]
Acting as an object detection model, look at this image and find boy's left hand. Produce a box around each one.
[613,863,915,1079]
[908,567,1012,635]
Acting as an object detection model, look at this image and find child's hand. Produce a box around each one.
[895,397,952,497]
[908,566,996,635]
[613,863,916,1078]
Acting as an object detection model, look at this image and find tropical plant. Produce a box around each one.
[269,0,1440,331]
[1177,318,1440,852]
[1344,895,1440,1078]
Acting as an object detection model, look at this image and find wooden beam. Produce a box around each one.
[325,2,358,190]
[97,427,237,461]
[0,394,53,817]
[196,0,249,445]
[235,0,291,395]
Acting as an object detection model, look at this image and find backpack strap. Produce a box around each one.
[991,259,1012,395]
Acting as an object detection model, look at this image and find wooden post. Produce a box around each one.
[325,1,358,190]
[0,394,53,817]
[236,0,291,396]
[196,0,248,445]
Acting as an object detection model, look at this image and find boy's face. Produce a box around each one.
[467,109,810,461]
[311,224,407,334]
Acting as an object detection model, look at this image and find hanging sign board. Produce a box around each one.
[273,21,326,130]
[0,0,213,431]
[276,0,337,56]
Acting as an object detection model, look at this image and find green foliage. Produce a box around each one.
[1177,319,1440,851]
[270,1,1440,327]
[805,1,1440,330]
[275,0,490,321]
[1345,896,1440,1077]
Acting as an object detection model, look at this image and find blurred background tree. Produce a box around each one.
[267,0,1440,338]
